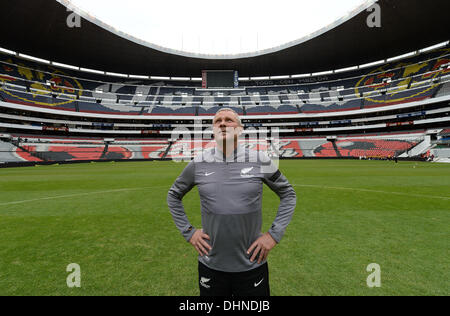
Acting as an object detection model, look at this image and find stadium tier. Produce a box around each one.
[0,42,449,164]
[0,45,449,116]
[0,130,441,163]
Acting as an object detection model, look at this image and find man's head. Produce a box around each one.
[212,108,243,144]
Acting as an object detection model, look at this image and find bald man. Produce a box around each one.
[167,108,297,296]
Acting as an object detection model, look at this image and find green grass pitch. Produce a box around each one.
[0,160,448,296]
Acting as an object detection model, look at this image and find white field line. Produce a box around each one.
[2,183,448,207]
[292,184,450,200]
[0,185,168,206]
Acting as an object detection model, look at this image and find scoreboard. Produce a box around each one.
[202,70,239,88]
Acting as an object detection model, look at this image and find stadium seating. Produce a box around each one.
[312,138,420,158]
[438,128,450,137]
[1,136,171,162]
[0,43,449,166]
[2,132,430,163]
[0,45,449,116]
[0,139,24,162]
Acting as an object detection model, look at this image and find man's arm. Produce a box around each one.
[167,160,197,242]
[167,160,212,256]
[263,169,297,243]
[247,165,297,263]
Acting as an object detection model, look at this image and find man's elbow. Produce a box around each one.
[167,189,181,205]
[281,185,297,201]
[286,186,297,209]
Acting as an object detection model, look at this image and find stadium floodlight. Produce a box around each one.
[335,66,358,73]
[150,76,170,80]
[171,77,190,81]
[419,41,450,53]
[129,75,150,80]
[359,60,385,69]
[291,74,311,78]
[106,72,128,78]
[270,75,290,80]
[312,70,333,76]
[251,76,270,80]
[52,62,79,70]
[18,53,50,64]
[0,47,16,55]
[80,67,104,75]
[387,51,416,63]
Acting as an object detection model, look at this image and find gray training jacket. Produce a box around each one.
[167,144,297,273]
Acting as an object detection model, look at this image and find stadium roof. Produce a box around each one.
[0,0,449,78]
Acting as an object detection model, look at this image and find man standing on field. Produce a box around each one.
[167,108,297,296]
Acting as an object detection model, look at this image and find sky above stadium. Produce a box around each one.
[68,0,369,55]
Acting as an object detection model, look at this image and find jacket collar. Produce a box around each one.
[213,143,244,162]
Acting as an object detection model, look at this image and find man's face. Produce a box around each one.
[212,110,242,143]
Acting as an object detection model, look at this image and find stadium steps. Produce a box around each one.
[434,82,450,98]
[331,140,342,157]
[7,139,46,162]
[298,139,328,157]
[399,137,429,157]
[0,139,23,162]
[433,157,450,163]
[431,147,450,159]
[407,77,414,89]
[99,143,109,159]
[161,141,174,159]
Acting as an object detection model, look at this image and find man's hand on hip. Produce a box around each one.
[247,232,277,264]
[189,229,212,257]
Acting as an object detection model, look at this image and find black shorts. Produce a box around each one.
[198,262,270,296]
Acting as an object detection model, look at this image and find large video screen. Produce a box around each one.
[202,70,238,88]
